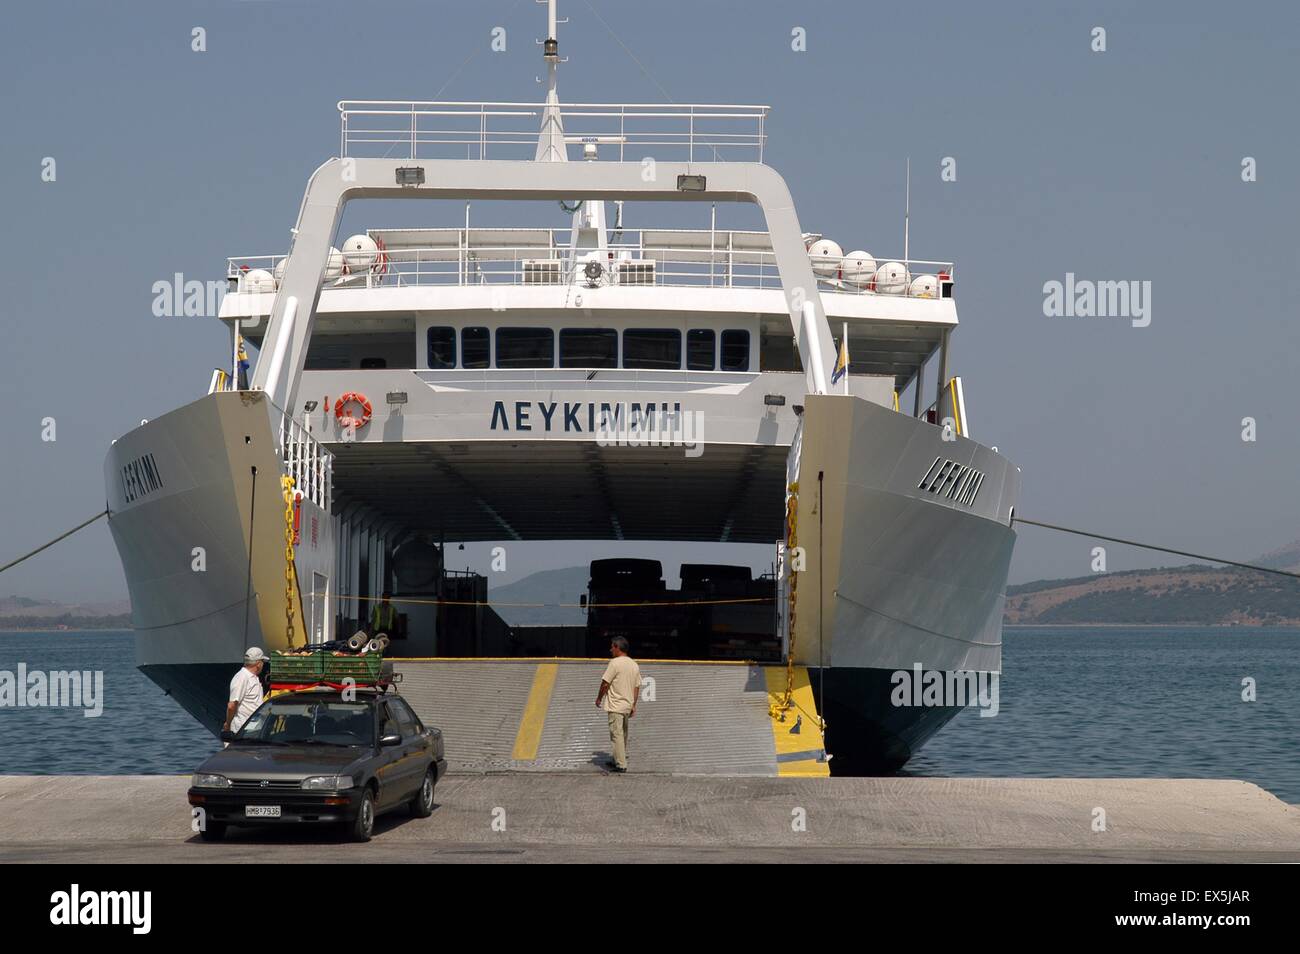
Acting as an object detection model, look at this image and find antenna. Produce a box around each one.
[534,0,569,162]
[542,0,558,58]
[903,157,911,269]
[538,0,567,62]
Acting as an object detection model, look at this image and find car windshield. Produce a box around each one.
[235,699,372,747]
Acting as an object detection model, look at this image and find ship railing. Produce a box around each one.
[226,244,955,299]
[416,368,760,391]
[273,407,333,512]
[338,100,769,162]
[208,368,233,393]
[922,376,969,438]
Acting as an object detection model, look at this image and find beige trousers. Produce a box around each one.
[607,712,630,769]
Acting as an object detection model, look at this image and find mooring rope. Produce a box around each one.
[1013,517,1300,581]
[0,510,109,575]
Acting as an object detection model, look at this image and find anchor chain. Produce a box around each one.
[770,480,799,719]
[281,475,297,648]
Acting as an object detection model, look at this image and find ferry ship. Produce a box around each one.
[104,2,1018,774]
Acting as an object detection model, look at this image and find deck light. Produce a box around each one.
[395,166,426,186]
[764,394,786,406]
[676,174,707,192]
[386,391,409,406]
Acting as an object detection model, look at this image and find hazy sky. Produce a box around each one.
[2,0,1297,602]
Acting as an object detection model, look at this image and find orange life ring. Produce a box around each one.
[335,391,372,430]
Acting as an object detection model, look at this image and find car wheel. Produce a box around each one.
[199,822,227,842]
[410,768,436,818]
[349,789,375,842]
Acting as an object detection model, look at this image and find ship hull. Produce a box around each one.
[809,666,966,773]
[105,390,331,734]
[139,663,234,734]
[785,394,1017,772]
[109,391,1017,767]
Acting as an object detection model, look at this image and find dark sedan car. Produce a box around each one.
[188,687,447,842]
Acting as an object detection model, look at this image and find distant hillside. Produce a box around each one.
[0,595,132,631]
[1254,539,1300,573]
[1004,557,1300,627]
[0,595,130,617]
[486,567,589,626]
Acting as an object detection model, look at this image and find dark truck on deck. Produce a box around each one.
[583,558,780,660]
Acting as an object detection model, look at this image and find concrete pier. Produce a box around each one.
[0,775,1297,863]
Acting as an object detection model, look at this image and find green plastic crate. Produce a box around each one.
[270,651,383,684]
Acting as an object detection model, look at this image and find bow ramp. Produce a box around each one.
[392,659,829,777]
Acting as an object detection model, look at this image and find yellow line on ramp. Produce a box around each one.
[512,663,559,760]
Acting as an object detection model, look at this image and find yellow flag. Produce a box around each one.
[831,335,849,386]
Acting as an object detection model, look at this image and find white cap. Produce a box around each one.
[244,647,266,663]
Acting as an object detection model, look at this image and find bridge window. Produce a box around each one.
[687,329,715,370]
[462,327,489,369]
[426,327,456,369]
[623,329,681,370]
[495,327,554,368]
[560,328,618,369]
[720,329,750,372]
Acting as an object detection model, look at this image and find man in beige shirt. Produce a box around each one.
[595,636,642,772]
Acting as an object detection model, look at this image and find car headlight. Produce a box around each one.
[192,773,231,789]
[300,775,355,791]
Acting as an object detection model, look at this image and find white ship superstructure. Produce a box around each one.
[105,4,1017,773]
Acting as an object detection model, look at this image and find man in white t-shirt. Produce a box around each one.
[595,636,641,773]
[224,647,266,740]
